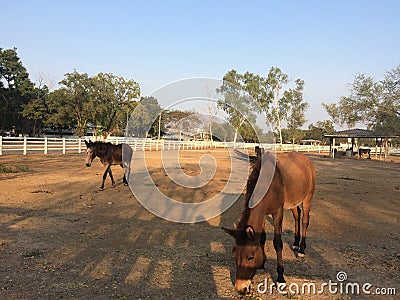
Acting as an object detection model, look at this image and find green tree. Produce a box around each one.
[127,96,161,138]
[281,128,305,144]
[265,67,289,144]
[21,84,50,136]
[91,73,140,137]
[211,121,235,142]
[305,120,334,143]
[218,67,307,145]
[0,47,35,134]
[323,65,400,135]
[283,79,309,144]
[46,71,140,137]
[47,71,93,136]
[217,70,258,146]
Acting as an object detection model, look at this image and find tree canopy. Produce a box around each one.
[323,65,400,135]
[0,47,35,134]
[217,67,309,144]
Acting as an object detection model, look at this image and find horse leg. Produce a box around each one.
[100,165,111,190]
[108,167,115,186]
[126,161,131,185]
[298,201,311,257]
[291,206,301,251]
[120,163,128,185]
[272,208,285,283]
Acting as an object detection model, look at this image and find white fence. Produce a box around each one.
[0,136,332,156]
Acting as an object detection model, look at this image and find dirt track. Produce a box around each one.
[0,149,399,299]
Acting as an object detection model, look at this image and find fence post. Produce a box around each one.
[23,136,27,155]
[44,137,48,154]
[134,140,137,151]
[78,138,82,153]
[62,138,66,154]
[0,136,2,156]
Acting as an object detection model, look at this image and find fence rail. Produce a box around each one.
[0,136,364,156]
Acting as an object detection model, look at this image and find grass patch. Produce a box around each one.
[0,163,29,173]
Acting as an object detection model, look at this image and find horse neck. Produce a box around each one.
[237,202,265,239]
[236,159,265,234]
[95,145,109,157]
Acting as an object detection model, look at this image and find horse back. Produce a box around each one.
[111,143,133,165]
[275,152,316,209]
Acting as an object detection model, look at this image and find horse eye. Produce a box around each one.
[248,256,254,261]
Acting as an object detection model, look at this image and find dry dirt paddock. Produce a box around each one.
[0,149,399,299]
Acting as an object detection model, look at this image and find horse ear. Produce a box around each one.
[221,227,236,238]
[245,225,255,241]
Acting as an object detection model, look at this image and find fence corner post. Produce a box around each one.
[0,136,2,156]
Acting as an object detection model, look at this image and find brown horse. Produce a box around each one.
[223,149,316,294]
[85,140,132,190]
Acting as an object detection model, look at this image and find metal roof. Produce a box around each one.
[324,128,398,138]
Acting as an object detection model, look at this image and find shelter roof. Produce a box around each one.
[324,128,398,138]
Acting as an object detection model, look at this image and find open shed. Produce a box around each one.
[324,128,398,159]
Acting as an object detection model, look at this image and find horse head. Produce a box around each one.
[85,140,96,167]
[222,225,265,294]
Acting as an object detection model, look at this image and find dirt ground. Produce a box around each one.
[0,149,399,299]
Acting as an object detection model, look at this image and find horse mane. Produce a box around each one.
[236,150,277,229]
[92,141,113,150]
[236,154,262,229]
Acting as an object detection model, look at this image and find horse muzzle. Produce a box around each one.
[235,279,252,294]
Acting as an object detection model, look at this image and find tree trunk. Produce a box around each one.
[275,87,283,145]
[233,128,238,148]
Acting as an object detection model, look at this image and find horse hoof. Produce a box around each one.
[276,278,286,284]
[99,188,104,191]
[297,252,305,258]
[292,245,300,251]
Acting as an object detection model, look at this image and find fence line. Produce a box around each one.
[0,136,338,156]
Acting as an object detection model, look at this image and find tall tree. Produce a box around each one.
[91,73,140,137]
[0,47,35,133]
[265,67,289,144]
[127,96,160,138]
[217,70,258,146]
[46,71,140,137]
[47,71,93,136]
[323,65,400,135]
[21,84,50,136]
[283,79,309,144]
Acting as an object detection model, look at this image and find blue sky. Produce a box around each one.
[2,0,400,127]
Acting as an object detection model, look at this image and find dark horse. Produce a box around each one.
[85,140,132,190]
[223,149,316,294]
